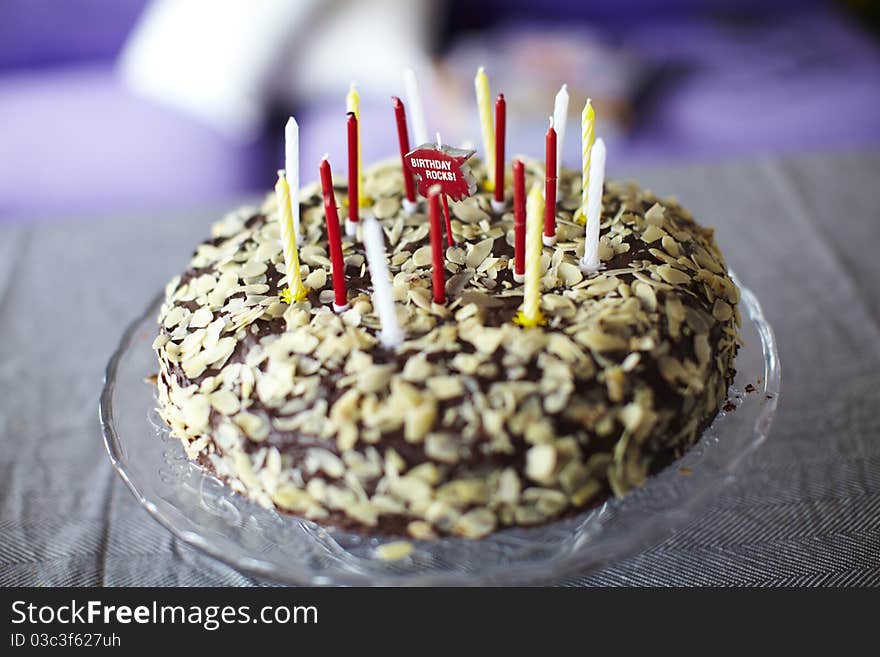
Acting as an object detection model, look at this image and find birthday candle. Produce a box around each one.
[578,98,596,223]
[391,97,417,207]
[346,83,364,208]
[362,216,403,348]
[284,117,300,238]
[427,185,446,305]
[580,138,606,274]
[515,183,546,327]
[512,159,526,283]
[274,170,308,303]
[474,66,495,191]
[441,193,453,247]
[493,93,506,207]
[552,84,569,197]
[346,111,359,233]
[403,67,428,146]
[543,117,557,245]
[319,156,349,312]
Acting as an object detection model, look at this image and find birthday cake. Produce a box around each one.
[153,154,739,540]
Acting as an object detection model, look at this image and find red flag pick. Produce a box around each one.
[392,97,418,213]
[428,185,447,304]
[513,159,526,283]
[320,156,349,312]
[346,112,359,235]
[544,118,558,245]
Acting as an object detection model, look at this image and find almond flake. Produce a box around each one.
[404,399,437,442]
[645,203,666,226]
[181,394,211,433]
[641,224,665,243]
[234,411,269,441]
[426,376,464,399]
[465,238,494,269]
[525,444,556,482]
[304,268,326,289]
[425,433,460,464]
[655,265,691,286]
[209,388,241,415]
[375,541,413,561]
[712,299,733,322]
[411,246,433,267]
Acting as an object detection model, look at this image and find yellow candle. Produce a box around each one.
[275,170,308,303]
[346,82,365,207]
[474,66,495,191]
[515,182,546,327]
[576,99,595,224]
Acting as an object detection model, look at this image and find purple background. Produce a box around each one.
[1,0,879,222]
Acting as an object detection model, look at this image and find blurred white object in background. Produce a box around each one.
[118,0,434,142]
[439,27,646,165]
[119,0,317,140]
[281,0,434,102]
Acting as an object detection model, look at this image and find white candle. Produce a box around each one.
[403,67,428,146]
[580,138,606,274]
[362,216,403,348]
[284,117,300,238]
[552,84,569,197]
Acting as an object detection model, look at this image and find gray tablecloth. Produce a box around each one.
[3,151,879,586]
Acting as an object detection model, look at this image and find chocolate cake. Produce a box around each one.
[153,157,740,540]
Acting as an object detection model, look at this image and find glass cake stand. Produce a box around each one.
[100,272,779,586]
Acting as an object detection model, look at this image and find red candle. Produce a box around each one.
[513,158,526,280]
[346,111,359,226]
[441,193,454,246]
[392,97,417,204]
[494,93,506,204]
[544,120,558,243]
[428,185,446,304]
[320,157,348,311]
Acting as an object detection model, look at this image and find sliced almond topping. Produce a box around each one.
[407,520,437,540]
[375,540,414,561]
[655,265,691,286]
[411,245,433,268]
[181,394,211,433]
[453,507,496,539]
[426,376,464,400]
[304,268,326,289]
[209,388,241,415]
[641,224,665,243]
[234,411,269,442]
[404,398,437,442]
[712,298,733,322]
[424,433,460,464]
[525,444,557,483]
[645,202,666,226]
